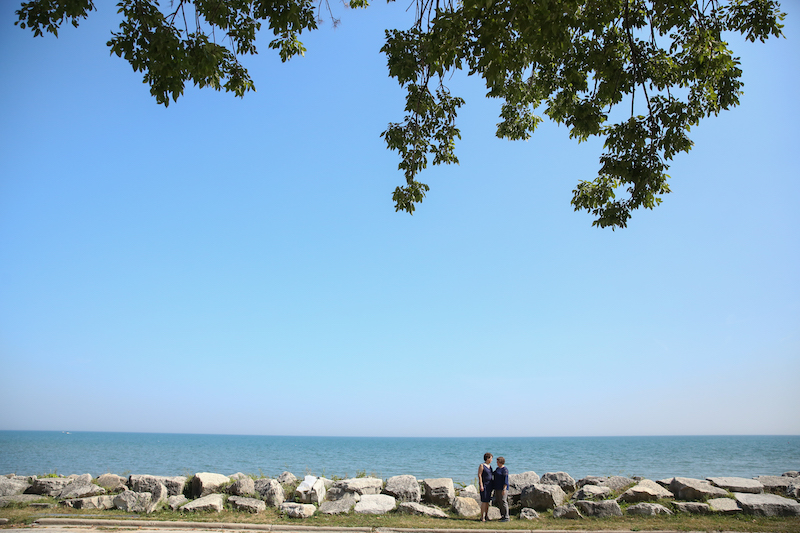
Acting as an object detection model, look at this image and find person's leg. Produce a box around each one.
[499,491,509,519]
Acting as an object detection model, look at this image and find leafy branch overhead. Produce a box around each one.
[16,0,786,228]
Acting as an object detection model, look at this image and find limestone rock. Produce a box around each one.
[574,499,622,517]
[96,474,126,492]
[191,472,230,498]
[68,474,93,484]
[61,495,115,510]
[0,494,48,507]
[319,492,357,515]
[618,479,673,503]
[672,501,711,514]
[487,506,501,520]
[59,482,106,500]
[734,492,800,516]
[707,477,763,494]
[181,493,224,513]
[397,501,448,518]
[130,475,186,497]
[787,481,800,499]
[708,497,741,513]
[277,472,297,485]
[540,472,576,492]
[384,475,420,502]
[254,478,284,507]
[228,495,266,513]
[281,502,316,518]
[422,478,455,507]
[508,471,540,500]
[228,477,255,496]
[626,502,673,516]
[571,485,611,501]
[355,494,396,514]
[553,503,583,519]
[27,478,70,496]
[229,472,249,481]
[519,507,539,520]
[168,495,188,511]
[754,476,794,494]
[0,478,31,496]
[334,477,383,496]
[295,475,325,504]
[458,484,479,502]
[451,496,480,517]
[669,477,728,500]
[520,483,566,511]
[783,471,800,478]
[114,491,154,513]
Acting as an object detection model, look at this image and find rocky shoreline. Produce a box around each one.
[2,469,799,519]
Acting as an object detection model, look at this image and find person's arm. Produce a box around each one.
[504,469,509,492]
[478,464,484,491]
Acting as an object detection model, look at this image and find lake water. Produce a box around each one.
[1,432,797,485]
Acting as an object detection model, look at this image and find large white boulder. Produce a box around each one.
[384,475,420,502]
[397,501,447,518]
[254,478,284,507]
[520,483,566,511]
[181,493,224,513]
[422,478,455,507]
[708,477,763,494]
[354,494,396,514]
[618,479,673,503]
[451,496,480,517]
[191,472,230,498]
[734,492,800,516]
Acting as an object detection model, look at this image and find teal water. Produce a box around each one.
[0,432,797,484]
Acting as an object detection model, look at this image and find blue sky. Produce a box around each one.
[1,2,798,438]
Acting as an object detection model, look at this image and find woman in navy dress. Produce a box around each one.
[478,452,493,521]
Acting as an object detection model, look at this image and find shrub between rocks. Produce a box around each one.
[1,470,798,519]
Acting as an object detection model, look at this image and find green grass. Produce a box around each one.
[2,498,800,532]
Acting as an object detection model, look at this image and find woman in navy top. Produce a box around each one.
[478,452,493,521]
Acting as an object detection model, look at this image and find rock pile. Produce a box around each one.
[1,469,798,519]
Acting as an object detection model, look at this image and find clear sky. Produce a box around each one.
[1,2,798,438]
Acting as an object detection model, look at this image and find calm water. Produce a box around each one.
[0,432,797,484]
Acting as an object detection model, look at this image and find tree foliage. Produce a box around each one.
[16,0,786,228]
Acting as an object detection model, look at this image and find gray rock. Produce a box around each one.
[458,484,479,502]
[397,501,448,518]
[574,499,622,517]
[0,494,47,508]
[61,495,115,510]
[422,478,455,507]
[334,477,383,496]
[114,491,154,513]
[571,485,611,501]
[277,472,297,485]
[59,482,106,500]
[708,497,741,514]
[672,501,711,514]
[319,492,357,515]
[553,503,583,519]
[487,506,501,520]
[508,471,540,500]
[27,477,70,496]
[295,475,318,502]
[191,472,230,498]
[783,471,800,478]
[669,477,729,500]
[281,502,316,518]
[229,472,249,481]
[618,479,673,503]
[520,483,566,511]
[254,478,284,507]
[228,495,266,513]
[600,476,636,492]
[129,475,186,497]
[708,476,763,494]
[626,502,673,516]
[181,493,224,513]
[384,475,420,502]
[0,478,30,496]
[451,496,480,517]
[734,492,800,516]
[754,475,794,494]
[540,472,576,492]
[168,495,188,511]
[787,481,800,499]
[228,477,255,496]
[96,474,126,492]
[68,474,93,484]
[355,494,396,514]
[519,507,539,520]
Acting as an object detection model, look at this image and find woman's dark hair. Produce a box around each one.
[484,452,493,461]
